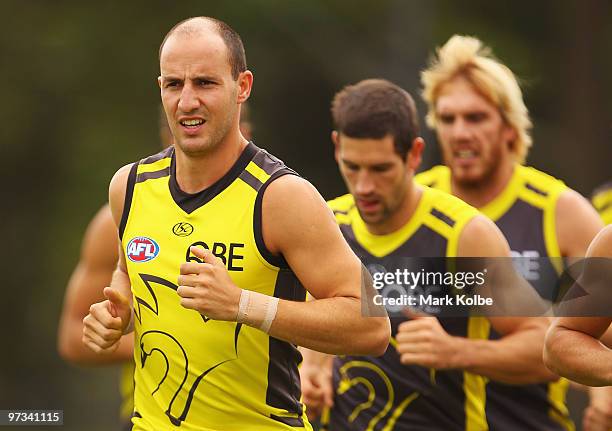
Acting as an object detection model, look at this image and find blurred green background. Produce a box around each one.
[1,0,610,429]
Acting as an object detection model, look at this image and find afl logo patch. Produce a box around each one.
[126,237,160,262]
[173,222,194,237]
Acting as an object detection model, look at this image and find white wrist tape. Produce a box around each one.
[236,289,279,333]
[122,310,135,335]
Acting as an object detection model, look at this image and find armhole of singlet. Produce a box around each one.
[118,162,139,240]
[253,169,298,269]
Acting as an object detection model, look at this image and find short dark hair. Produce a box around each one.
[159,17,247,80]
[331,79,419,159]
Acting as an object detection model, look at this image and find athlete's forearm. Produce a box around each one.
[268,297,390,356]
[544,326,612,386]
[457,327,557,384]
[299,346,334,369]
[110,264,132,302]
[59,325,134,365]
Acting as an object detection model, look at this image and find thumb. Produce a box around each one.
[104,287,130,319]
[190,246,220,265]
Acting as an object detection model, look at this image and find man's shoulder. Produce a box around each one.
[139,146,174,166]
[517,165,567,196]
[415,165,450,188]
[249,143,299,181]
[326,193,354,213]
[325,193,354,226]
[425,186,479,224]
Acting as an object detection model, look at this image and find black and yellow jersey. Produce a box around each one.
[592,181,612,225]
[327,186,488,431]
[416,165,573,431]
[119,142,312,431]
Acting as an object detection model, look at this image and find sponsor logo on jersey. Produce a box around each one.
[510,250,540,280]
[172,222,194,237]
[127,237,160,262]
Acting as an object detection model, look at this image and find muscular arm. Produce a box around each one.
[57,205,133,365]
[80,165,135,355]
[263,175,390,355]
[106,164,135,306]
[454,216,557,384]
[556,189,603,258]
[544,226,612,386]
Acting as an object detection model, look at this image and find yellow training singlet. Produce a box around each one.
[119,143,312,431]
[416,164,573,431]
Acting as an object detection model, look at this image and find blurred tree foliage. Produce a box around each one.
[0,0,609,429]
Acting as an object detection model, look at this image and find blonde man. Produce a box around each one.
[417,35,603,430]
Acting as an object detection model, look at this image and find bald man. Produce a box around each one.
[81,16,389,431]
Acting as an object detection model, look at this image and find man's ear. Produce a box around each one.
[332,131,341,163]
[407,137,425,172]
[237,70,253,103]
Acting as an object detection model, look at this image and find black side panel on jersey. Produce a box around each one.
[253,170,299,269]
[119,162,139,240]
[487,198,568,431]
[486,383,564,431]
[266,269,307,427]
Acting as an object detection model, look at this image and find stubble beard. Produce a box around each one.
[176,111,235,158]
[452,142,504,190]
[356,183,406,228]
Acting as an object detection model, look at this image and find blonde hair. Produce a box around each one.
[421,35,532,163]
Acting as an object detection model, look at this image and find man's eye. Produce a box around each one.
[372,166,390,173]
[165,81,179,88]
[439,114,454,124]
[466,113,487,123]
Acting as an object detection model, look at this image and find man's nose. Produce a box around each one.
[178,83,200,113]
[355,171,375,195]
[451,118,471,141]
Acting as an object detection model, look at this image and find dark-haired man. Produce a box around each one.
[82,17,389,430]
[301,78,553,430]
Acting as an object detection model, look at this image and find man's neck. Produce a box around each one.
[451,161,515,209]
[175,133,248,194]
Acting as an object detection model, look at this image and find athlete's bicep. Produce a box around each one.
[109,163,134,228]
[62,206,119,319]
[457,215,510,257]
[262,175,362,300]
[552,316,612,340]
[556,189,603,258]
[459,215,549,316]
[488,316,550,337]
[108,164,134,300]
